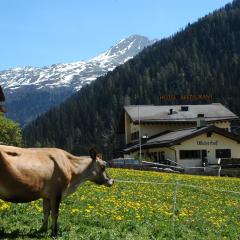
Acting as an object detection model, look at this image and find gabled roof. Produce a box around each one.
[124,125,240,153]
[124,103,238,123]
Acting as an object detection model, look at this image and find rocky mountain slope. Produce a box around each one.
[0,35,154,126]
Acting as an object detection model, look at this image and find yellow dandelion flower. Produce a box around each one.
[71,208,80,214]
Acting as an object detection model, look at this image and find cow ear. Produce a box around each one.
[89,148,97,160]
[97,153,103,159]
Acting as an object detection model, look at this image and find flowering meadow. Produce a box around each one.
[0,168,240,239]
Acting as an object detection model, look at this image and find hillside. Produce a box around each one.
[0,169,240,239]
[24,0,240,156]
[0,35,154,126]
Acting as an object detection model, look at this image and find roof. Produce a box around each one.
[124,125,240,153]
[124,103,238,123]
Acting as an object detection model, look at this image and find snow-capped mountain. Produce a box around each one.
[0,35,155,126]
[0,35,154,92]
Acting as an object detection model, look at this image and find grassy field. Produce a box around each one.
[0,168,240,239]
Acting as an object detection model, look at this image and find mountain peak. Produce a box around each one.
[90,34,155,67]
[125,34,151,41]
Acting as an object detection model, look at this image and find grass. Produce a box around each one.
[0,168,240,239]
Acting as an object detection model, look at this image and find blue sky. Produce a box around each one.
[0,0,232,70]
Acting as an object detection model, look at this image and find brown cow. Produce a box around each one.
[0,145,114,236]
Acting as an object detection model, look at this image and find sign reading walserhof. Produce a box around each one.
[197,140,218,146]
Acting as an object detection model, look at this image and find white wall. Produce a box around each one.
[128,132,240,168]
[175,132,240,167]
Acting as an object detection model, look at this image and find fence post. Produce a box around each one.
[172,179,179,240]
[218,158,221,177]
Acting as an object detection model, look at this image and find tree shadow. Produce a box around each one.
[0,229,47,239]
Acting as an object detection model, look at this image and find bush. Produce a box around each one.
[0,113,22,146]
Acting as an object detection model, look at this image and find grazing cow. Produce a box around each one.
[0,145,114,236]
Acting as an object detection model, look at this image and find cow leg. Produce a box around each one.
[40,198,51,232]
[50,194,61,236]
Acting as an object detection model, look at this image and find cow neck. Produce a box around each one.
[69,156,93,185]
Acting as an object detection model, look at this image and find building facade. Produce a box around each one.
[124,103,238,145]
[121,104,240,168]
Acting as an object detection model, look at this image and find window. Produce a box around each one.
[216,149,231,158]
[180,150,201,159]
[131,131,139,141]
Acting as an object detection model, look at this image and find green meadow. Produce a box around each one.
[0,168,240,239]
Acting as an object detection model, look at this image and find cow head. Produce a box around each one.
[89,148,114,187]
